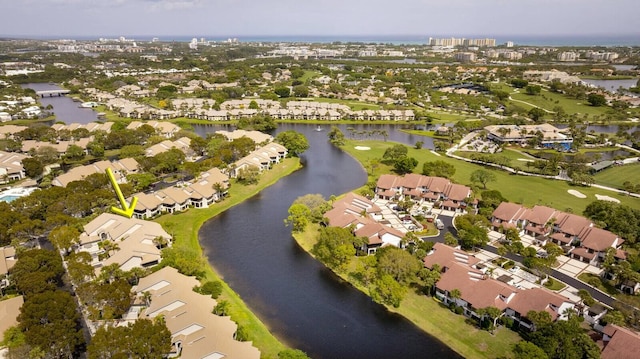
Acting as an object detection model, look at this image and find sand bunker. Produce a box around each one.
[517,158,534,162]
[567,190,587,198]
[354,146,371,151]
[595,194,621,203]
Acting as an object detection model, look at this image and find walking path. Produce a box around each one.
[509,96,554,113]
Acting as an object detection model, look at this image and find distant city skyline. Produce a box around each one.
[1,0,639,40]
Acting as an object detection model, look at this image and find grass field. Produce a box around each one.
[154,158,301,359]
[423,109,476,123]
[594,163,640,190]
[300,70,321,83]
[293,223,522,359]
[342,139,640,213]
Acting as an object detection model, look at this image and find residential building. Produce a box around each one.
[0,296,24,343]
[76,213,172,273]
[375,174,474,213]
[424,243,576,329]
[0,150,28,183]
[490,202,626,266]
[132,267,260,359]
[323,192,407,254]
[52,158,140,187]
[132,167,229,219]
[1,246,17,289]
[600,324,640,359]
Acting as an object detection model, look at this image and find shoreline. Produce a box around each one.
[153,157,302,359]
[291,224,520,359]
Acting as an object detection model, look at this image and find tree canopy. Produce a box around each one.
[11,248,65,296]
[18,290,84,358]
[422,160,456,178]
[470,169,497,189]
[87,318,172,359]
[275,131,309,156]
[312,226,365,270]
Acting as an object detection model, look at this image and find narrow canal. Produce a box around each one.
[198,123,460,359]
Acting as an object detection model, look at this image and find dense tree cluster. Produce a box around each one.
[87,318,172,359]
[422,160,456,178]
[6,249,85,357]
[381,144,418,174]
[453,213,490,250]
[275,130,310,156]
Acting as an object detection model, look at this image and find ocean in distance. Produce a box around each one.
[17,33,640,46]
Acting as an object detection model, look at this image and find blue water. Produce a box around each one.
[0,195,19,203]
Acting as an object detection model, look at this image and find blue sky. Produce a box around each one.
[1,0,639,39]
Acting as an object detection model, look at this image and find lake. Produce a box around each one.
[197,123,460,359]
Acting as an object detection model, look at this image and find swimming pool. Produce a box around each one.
[0,187,36,203]
[0,194,19,202]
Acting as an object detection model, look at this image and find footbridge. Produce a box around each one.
[35,89,71,97]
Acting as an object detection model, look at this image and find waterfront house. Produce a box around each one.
[132,267,260,359]
[76,213,171,273]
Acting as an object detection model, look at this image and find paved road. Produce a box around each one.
[421,216,618,308]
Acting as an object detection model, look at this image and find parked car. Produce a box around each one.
[436,219,445,230]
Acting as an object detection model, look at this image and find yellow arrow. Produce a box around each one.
[106,168,138,218]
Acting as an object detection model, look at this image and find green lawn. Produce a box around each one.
[293,224,521,359]
[453,148,556,176]
[342,140,640,213]
[300,70,321,83]
[423,109,476,123]
[154,158,301,359]
[594,163,640,190]
[510,89,609,118]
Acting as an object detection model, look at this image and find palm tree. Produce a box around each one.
[142,291,152,307]
[449,288,461,305]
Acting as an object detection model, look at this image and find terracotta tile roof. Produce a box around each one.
[423,242,481,269]
[378,189,397,198]
[422,192,440,200]
[400,173,423,189]
[435,263,512,310]
[525,205,557,226]
[580,227,619,252]
[550,232,574,245]
[444,183,471,201]
[507,287,572,320]
[492,202,527,222]
[424,176,450,193]
[601,324,640,359]
[441,200,460,209]
[554,212,592,236]
[324,207,365,228]
[333,192,381,214]
[570,247,597,260]
[376,174,401,190]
